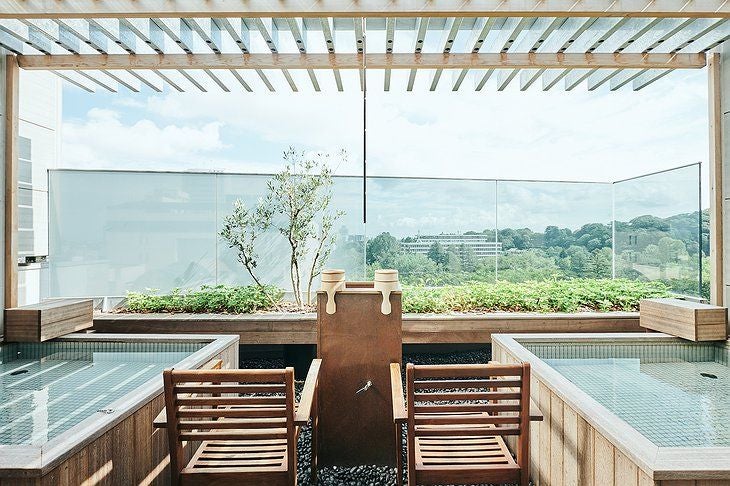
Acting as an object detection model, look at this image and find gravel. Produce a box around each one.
[239,347,503,485]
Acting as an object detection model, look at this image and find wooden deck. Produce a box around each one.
[93,312,644,345]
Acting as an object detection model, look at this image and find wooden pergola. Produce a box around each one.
[0,0,726,306]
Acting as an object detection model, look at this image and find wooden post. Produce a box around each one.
[709,52,724,305]
[316,282,402,466]
[4,53,18,310]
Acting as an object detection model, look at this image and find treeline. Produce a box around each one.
[361,209,707,294]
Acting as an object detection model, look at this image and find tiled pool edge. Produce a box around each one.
[492,333,730,484]
[0,333,240,479]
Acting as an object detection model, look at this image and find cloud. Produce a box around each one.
[61,108,229,170]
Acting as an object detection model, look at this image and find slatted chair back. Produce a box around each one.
[163,367,296,486]
[405,362,531,485]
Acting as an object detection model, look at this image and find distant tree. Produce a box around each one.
[559,245,591,277]
[629,215,670,232]
[544,226,574,249]
[458,243,479,272]
[444,247,462,273]
[588,248,613,278]
[427,242,448,265]
[366,232,401,265]
[497,249,562,282]
[574,223,612,251]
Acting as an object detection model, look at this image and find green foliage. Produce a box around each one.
[366,232,401,266]
[125,285,284,314]
[401,279,671,314]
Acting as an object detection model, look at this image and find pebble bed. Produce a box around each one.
[240,347,503,485]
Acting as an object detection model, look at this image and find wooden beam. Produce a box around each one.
[4,54,18,310]
[709,51,724,305]
[16,52,708,71]
[1,0,730,19]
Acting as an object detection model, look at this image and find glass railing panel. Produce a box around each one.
[365,177,498,286]
[496,181,614,282]
[613,163,703,297]
[48,170,217,297]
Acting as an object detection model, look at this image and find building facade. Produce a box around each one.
[401,233,502,258]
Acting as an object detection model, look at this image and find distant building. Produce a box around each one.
[401,233,502,258]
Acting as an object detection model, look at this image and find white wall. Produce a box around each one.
[16,69,61,306]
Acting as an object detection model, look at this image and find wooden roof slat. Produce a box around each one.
[154,17,193,54]
[120,18,164,54]
[609,68,645,89]
[151,68,184,91]
[430,16,462,90]
[383,16,394,90]
[54,18,109,53]
[126,68,163,91]
[203,68,231,91]
[320,17,342,90]
[51,69,95,91]
[0,29,24,54]
[0,19,54,54]
[407,17,428,91]
[632,68,673,90]
[255,17,298,92]
[515,17,564,90]
[77,70,117,91]
[215,18,249,52]
[100,67,140,91]
[287,17,320,91]
[88,18,136,53]
[585,17,665,90]
[185,18,222,53]
[177,68,208,91]
[2,0,730,19]
[633,18,730,90]
[229,68,254,91]
[216,18,275,90]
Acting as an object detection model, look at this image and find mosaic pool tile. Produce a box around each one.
[0,341,204,446]
[525,342,730,447]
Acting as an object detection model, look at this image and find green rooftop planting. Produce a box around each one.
[123,279,670,314]
[401,279,671,313]
[125,285,284,314]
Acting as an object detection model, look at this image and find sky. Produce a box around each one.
[57,67,709,233]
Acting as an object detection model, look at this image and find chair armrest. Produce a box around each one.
[489,360,542,422]
[295,359,322,426]
[153,408,167,428]
[390,363,407,423]
[153,359,223,429]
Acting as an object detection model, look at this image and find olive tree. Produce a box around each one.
[220,147,344,309]
[266,148,344,307]
[219,199,278,305]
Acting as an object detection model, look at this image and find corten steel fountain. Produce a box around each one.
[316,269,403,466]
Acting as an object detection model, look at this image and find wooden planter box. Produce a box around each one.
[639,298,728,341]
[4,298,93,342]
[93,311,643,344]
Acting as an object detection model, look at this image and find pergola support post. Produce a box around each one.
[4,53,18,312]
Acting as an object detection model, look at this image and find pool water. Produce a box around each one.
[0,341,204,445]
[526,342,730,447]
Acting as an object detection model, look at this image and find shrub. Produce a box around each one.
[125,285,284,314]
[124,279,671,314]
[401,279,671,314]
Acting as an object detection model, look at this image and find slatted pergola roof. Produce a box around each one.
[0,1,728,92]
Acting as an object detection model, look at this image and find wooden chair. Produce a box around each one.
[391,362,531,486]
[163,359,321,486]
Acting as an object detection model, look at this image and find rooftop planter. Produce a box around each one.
[93,310,643,344]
